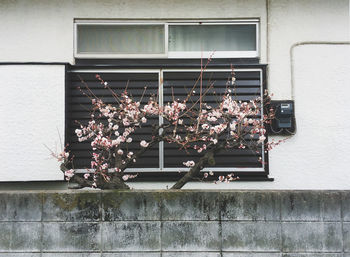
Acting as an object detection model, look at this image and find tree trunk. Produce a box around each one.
[171,144,224,189]
[99,176,130,190]
[171,150,217,189]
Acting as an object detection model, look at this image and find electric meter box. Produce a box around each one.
[268,100,296,135]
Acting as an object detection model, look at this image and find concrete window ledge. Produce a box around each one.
[0,190,349,256]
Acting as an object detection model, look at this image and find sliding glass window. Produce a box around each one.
[74,21,259,59]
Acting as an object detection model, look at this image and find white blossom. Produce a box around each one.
[140,140,149,147]
[183,160,195,167]
[258,135,266,143]
[64,169,74,181]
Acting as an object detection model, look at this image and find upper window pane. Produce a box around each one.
[77,24,165,55]
[168,24,256,52]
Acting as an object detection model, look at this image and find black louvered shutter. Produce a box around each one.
[67,71,159,169]
[66,67,266,175]
[163,70,264,170]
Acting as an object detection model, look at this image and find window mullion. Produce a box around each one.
[164,23,169,57]
[159,70,164,170]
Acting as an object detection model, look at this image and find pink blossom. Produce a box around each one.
[84,173,90,179]
[75,129,83,137]
[64,169,74,181]
[207,116,217,122]
[57,151,69,162]
[183,160,195,167]
[258,135,266,143]
[202,124,210,130]
[231,77,236,85]
[122,174,138,181]
[91,161,97,168]
[140,140,149,147]
[123,120,130,126]
[230,122,237,131]
[218,176,225,182]
[238,144,246,149]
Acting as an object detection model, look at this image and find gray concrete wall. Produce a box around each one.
[0,190,349,256]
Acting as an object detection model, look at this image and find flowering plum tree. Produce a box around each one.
[54,68,280,190]
[55,75,165,189]
[160,78,275,189]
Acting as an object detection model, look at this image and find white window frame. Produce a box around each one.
[74,20,259,59]
[74,22,168,59]
[167,22,259,59]
[71,68,265,174]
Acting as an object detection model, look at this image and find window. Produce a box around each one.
[67,67,268,179]
[76,23,166,58]
[69,20,270,180]
[168,23,257,58]
[74,20,259,59]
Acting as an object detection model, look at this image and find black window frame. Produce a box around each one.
[65,59,272,181]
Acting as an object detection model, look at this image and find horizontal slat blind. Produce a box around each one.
[163,70,263,169]
[67,68,264,172]
[67,71,159,169]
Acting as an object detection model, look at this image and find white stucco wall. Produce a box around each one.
[0,0,349,188]
[0,0,268,63]
[0,65,65,181]
[268,0,349,99]
[267,44,350,189]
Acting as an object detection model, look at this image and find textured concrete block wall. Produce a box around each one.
[0,190,349,257]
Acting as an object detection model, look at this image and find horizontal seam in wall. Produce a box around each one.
[0,251,42,253]
[0,221,101,223]
[280,221,342,223]
[103,250,221,253]
[0,251,346,253]
[0,62,70,65]
[279,251,345,253]
[40,251,101,253]
[0,220,345,222]
[221,251,343,253]
[42,251,346,253]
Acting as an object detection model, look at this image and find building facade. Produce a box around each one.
[0,0,349,190]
